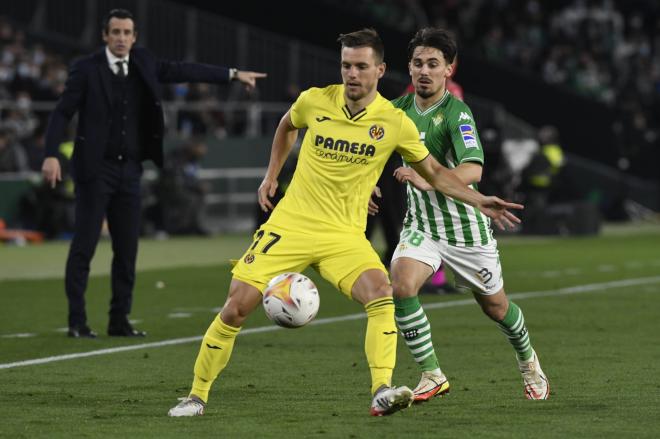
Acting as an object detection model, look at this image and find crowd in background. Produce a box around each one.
[330,0,658,179]
[424,0,659,174]
[322,0,429,33]
[0,17,69,173]
[431,0,659,109]
[1,1,658,176]
[0,1,656,240]
[362,0,660,119]
[0,15,242,175]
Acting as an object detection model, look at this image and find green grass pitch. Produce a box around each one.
[1,225,659,438]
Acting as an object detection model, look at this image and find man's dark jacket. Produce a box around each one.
[45,47,230,181]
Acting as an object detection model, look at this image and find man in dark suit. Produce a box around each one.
[41,9,266,338]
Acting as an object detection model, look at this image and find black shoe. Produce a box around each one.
[67,325,98,338]
[108,321,147,337]
[419,283,460,295]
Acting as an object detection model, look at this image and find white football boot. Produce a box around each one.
[413,370,450,402]
[370,386,414,416]
[168,396,206,417]
[517,350,550,400]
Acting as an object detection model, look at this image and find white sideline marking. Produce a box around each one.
[1,276,659,370]
[168,313,192,318]
[1,333,36,339]
[172,307,219,313]
[598,265,616,272]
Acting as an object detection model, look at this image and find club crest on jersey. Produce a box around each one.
[368,124,385,140]
[459,124,478,149]
[244,253,255,264]
[432,114,444,126]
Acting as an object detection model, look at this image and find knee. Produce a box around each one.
[365,282,393,303]
[391,278,418,298]
[481,299,508,322]
[218,279,263,326]
[220,296,252,327]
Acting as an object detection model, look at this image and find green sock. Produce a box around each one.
[394,296,440,372]
[497,302,533,361]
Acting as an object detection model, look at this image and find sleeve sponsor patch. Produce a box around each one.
[459,124,479,149]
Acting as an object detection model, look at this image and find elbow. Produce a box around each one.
[279,111,295,130]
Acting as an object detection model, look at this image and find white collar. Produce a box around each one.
[105,46,130,74]
[413,90,449,116]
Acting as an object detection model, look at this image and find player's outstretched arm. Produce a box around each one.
[409,155,523,230]
[258,110,298,212]
[409,155,480,204]
[477,196,524,230]
[393,166,433,191]
[394,162,482,191]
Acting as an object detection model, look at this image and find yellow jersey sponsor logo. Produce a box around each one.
[314,135,376,157]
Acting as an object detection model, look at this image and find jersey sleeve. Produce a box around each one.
[447,104,484,165]
[289,89,311,129]
[395,114,429,163]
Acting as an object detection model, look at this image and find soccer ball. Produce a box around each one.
[262,272,320,328]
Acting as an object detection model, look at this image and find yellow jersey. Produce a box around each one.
[266,84,429,234]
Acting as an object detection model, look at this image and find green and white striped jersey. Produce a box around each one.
[392,90,494,247]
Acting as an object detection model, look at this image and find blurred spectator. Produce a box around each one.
[22,126,46,171]
[0,16,71,174]
[177,83,227,139]
[519,124,565,233]
[323,0,423,32]
[0,127,28,172]
[479,124,515,199]
[1,90,38,139]
[283,83,301,102]
[152,138,211,235]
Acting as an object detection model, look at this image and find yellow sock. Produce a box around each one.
[364,297,397,395]
[190,314,241,403]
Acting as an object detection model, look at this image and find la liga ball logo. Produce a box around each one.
[368,124,385,140]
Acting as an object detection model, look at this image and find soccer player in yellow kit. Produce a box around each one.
[168,29,522,418]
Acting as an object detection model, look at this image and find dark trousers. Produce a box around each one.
[65,159,142,327]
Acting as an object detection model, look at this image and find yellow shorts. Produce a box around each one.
[231,224,388,297]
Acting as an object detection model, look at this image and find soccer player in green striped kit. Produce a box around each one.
[389,28,549,400]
